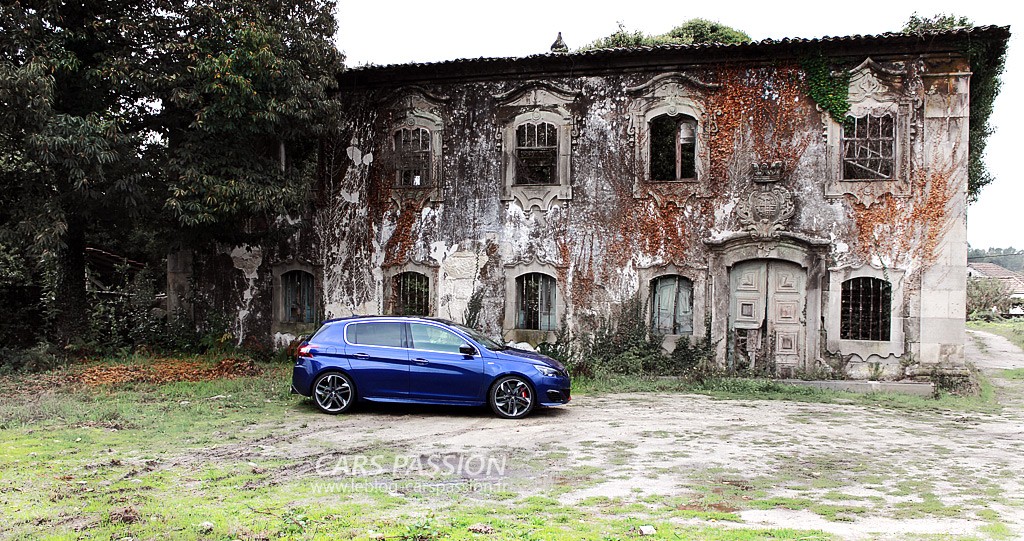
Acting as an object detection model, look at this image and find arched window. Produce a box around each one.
[650,275,693,335]
[841,277,891,341]
[391,271,430,316]
[393,127,432,187]
[516,273,556,331]
[282,270,315,323]
[514,122,558,185]
[649,114,697,181]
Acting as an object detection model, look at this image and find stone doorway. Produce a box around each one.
[729,259,805,375]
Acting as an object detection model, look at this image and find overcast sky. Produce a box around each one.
[336,0,1020,249]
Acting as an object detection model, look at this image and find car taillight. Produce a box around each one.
[297,344,314,359]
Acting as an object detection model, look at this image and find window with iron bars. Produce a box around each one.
[840,277,891,341]
[516,273,556,331]
[394,127,431,187]
[650,275,693,335]
[514,122,558,185]
[391,271,430,316]
[650,114,697,181]
[842,114,894,180]
[282,270,315,323]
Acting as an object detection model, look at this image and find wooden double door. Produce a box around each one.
[729,260,805,373]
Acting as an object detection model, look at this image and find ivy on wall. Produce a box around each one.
[903,13,1007,202]
[800,55,851,123]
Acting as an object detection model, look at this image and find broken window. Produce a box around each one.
[391,271,430,316]
[650,275,693,335]
[283,270,315,323]
[650,114,697,181]
[516,273,556,331]
[842,114,894,180]
[840,277,891,341]
[394,127,431,187]
[514,122,558,185]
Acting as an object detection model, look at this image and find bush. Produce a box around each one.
[538,296,715,379]
[0,342,61,374]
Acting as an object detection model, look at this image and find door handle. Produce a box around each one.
[413,358,428,364]
[353,353,370,359]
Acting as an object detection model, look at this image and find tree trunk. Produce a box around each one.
[52,210,88,351]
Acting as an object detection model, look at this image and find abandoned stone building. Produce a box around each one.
[171,26,1011,378]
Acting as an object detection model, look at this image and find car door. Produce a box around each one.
[407,322,484,403]
[343,321,410,399]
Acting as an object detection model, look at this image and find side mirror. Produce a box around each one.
[459,344,477,356]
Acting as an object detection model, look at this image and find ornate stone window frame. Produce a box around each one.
[380,87,448,206]
[502,258,567,344]
[824,58,919,207]
[390,109,444,203]
[496,82,578,213]
[272,260,320,335]
[627,72,717,202]
[382,260,439,316]
[638,263,707,340]
[826,264,906,361]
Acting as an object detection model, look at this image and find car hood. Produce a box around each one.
[496,347,567,372]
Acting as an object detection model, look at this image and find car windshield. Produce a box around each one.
[452,323,507,351]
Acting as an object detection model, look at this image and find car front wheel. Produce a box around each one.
[312,372,355,414]
[489,376,535,419]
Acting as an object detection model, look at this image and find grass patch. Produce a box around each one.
[1000,368,1024,380]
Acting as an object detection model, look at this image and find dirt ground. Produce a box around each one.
[192,329,1022,540]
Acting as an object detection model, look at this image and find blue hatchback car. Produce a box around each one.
[292,316,571,419]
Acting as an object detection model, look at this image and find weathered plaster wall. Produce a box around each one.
[306,55,968,377]
[185,49,973,378]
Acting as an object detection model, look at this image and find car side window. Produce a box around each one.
[347,322,404,348]
[311,324,346,345]
[410,323,466,354]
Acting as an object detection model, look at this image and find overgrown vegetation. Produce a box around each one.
[800,56,851,123]
[903,13,1007,201]
[966,277,1013,319]
[0,0,345,354]
[580,19,750,51]
[538,296,717,380]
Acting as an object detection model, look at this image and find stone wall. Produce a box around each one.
[180,41,979,378]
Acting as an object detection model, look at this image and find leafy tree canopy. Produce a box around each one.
[580,19,751,51]
[0,0,344,345]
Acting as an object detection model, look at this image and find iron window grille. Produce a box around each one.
[650,114,697,181]
[514,122,558,185]
[394,127,431,187]
[282,270,315,324]
[842,114,895,180]
[516,273,556,331]
[392,271,430,316]
[840,277,892,341]
[650,275,694,335]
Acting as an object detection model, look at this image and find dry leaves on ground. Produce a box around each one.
[74,358,263,387]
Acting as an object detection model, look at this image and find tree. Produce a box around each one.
[662,19,752,45]
[902,13,1006,202]
[0,0,344,349]
[967,277,1011,317]
[581,18,750,51]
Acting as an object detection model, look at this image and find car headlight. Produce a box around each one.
[536,365,560,378]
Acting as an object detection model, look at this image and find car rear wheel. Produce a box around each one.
[312,372,355,414]
[489,376,535,419]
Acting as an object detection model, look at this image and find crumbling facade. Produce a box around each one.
[176,27,1010,378]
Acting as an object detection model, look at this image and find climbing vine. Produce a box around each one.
[800,55,850,123]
